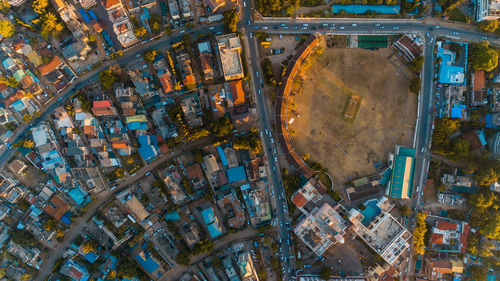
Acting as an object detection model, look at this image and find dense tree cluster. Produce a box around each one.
[0,19,14,38]
[261,58,276,86]
[469,41,498,72]
[98,69,117,90]
[223,8,240,33]
[409,56,424,73]
[469,191,500,239]
[233,134,262,154]
[168,105,210,141]
[210,116,234,137]
[143,50,157,62]
[410,77,421,94]
[478,20,499,32]
[412,212,428,255]
[438,0,465,14]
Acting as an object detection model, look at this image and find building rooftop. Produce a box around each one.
[217,34,244,81]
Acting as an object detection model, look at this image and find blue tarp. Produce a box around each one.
[61,216,71,225]
[135,251,160,274]
[332,4,400,14]
[88,9,97,20]
[165,211,180,221]
[451,106,462,118]
[217,145,228,167]
[226,166,246,183]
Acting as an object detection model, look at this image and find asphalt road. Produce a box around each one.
[242,1,295,280]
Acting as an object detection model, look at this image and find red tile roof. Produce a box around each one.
[159,73,173,93]
[431,233,444,244]
[230,80,245,105]
[43,194,70,221]
[112,141,128,149]
[292,192,307,207]
[437,221,458,231]
[460,223,470,253]
[102,0,120,9]
[38,56,63,76]
[93,100,112,108]
[473,70,485,91]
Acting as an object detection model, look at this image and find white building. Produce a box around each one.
[477,0,500,21]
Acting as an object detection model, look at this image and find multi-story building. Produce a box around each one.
[102,0,139,48]
[217,33,244,81]
[477,0,500,21]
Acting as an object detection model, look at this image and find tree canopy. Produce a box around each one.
[413,212,428,255]
[223,8,240,32]
[470,265,487,281]
[39,12,64,40]
[211,116,234,137]
[409,56,424,73]
[98,69,117,90]
[478,20,499,32]
[469,41,498,72]
[410,77,421,94]
[143,50,157,62]
[0,20,14,38]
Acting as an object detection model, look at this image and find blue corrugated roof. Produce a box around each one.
[226,166,246,183]
[135,251,160,274]
[217,145,228,167]
[451,107,462,118]
[68,187,88,206]
[138,135,159,163]
[201,207,223,238]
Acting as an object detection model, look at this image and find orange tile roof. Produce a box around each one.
[473,70,485,91]
[38,56,63,76]
[3,91,23,107]
[112,141,128,149]
[92,21,103,33]
[43,194,70,220]
[83,125,95,135]
[13,39,24,52]
[93,100,112,108]
[102,0,120,9]
[431,233,444,244]
[0,82,6,91]
[159,73,173,93]
[437,221,458,231]
[292,192,307,207]
[117,23,128,33]
[230,80,245,105]
[183,74,195,85]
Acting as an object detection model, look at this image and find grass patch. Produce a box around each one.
[447,8,466,22]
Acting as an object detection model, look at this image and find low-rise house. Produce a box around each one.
[60,258,91,281]
[424,257,464,280]
[186,163,206,189]
[198,41,215,80]
[138,135,159,163]
[176,53,196,89]
[102,0,139,48]
[92,100,117,116]
[163,170,187,204]
[37,55,76,92]
[168,0,180,19]
[43,194,71,221]
[180,93,203,127]
[6,241,43,269]
[116,189,150,223]
[217,34,244,81]
[428,215,470,254]
[216,190,245,229]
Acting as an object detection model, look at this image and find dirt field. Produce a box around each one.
[289,47,417,184]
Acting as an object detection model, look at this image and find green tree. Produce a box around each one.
[409,56,424,72]
[478,20,499,32]
[468,192,496,208]
[319,267,332,279]
[469,41,499,72]
[116,258,138,278]
[143,50,157,62]
[0,20,14,38]
[469,265,487,281]
[192,149,203,163]
[40,12,64,40]
[98,69,116,90]
[175,253,190,265]
[134,26,147,38]
[33,0,48,14]
[410,77,421,94]
[474,168,498,187]
[211,116,234,136]
[223,8,240,32]
[400,205,411,217]
[413,212,428,255]
[449,138,470,161]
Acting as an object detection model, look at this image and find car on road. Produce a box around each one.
[481,36,488,40]
[352,23,357,26]
[258,89,261,94]
[256,71,259,77]
[209,26,215,30]
[453,32,459,35]
[250,32,252,38]
[262,26,268,30]
[433,25,440,29]
[393,26,399,29]
[339,26,345,30]
[375,23,381,26]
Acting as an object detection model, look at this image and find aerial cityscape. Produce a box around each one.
[0,0,497,280]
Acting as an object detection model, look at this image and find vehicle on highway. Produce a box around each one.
[340,26,344,29]
[303,23,308,26]
[375,23,381,27]
[302,26,307,30]
[250,32,252,38]
[352,23,357,26]
[453,32,459,35]
[393,26,399,29]
[256,71,259,77]
[433,25,440,29]
[262,26,268,30]
[209,26,215,30]
[258,89,261,94]
[481,36,488,40]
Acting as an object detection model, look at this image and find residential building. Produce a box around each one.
[489,131,500,159]
[217,34,244,81]
[7,0,28,6]
[472,70,487,105]
[216,190,245,229]
[424,257,464,280]
[386,146,416,200]
[186,163,206,189]
[37,55,76,92]
[237,251,259,281]
[163,170,187,204]
[477,0,500,21]
[116,189,150,222]
[167,0,180,19]
[392,35,423,62]
[294,202,348,256]
[437,192,466,206]
[180,93,203,126]
[43,194,71,221]
[179,0,193,17]
[7,241,43,269]
[200,206,224,239]
[202,0,226,12]
[138,135,159,163]
[79,0,97,8]
[428,216,470,253]
[124,0,157,13]
[176,52,196,88]
[60,258,91,281]
[102,0,139,48]
[441,173,474,189]
[436,42,467,85]
[198,41,215,80]
[348,197,411,267]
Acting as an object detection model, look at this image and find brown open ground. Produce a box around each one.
[289,47,417,184]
